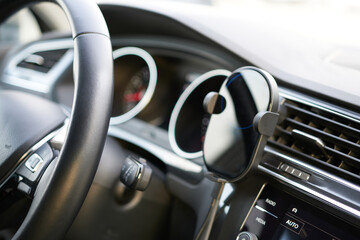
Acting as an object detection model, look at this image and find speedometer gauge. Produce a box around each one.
[122,67,150,113]
[110,47,157,125]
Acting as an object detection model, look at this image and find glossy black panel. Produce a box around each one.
[242,186,359,240]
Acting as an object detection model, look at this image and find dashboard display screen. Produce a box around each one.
[242,186,359,240]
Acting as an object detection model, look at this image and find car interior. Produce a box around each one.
[0,0,359,240]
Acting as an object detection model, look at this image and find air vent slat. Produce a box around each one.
[274,125,360,169]
[324,146,360,169]
[285,118,360,155]
[285,103,360,140]
[269,97,360,183]
[267,140,360,182]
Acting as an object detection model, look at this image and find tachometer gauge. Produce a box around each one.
[110,47,157,125]
[168,69,230,159]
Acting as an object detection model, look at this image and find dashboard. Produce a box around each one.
[0,1,359,240]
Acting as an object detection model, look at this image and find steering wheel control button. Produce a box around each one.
[25,154,43,173]
[120,156,152,191]
[16,143,54,183]
[17,181,32,195]
[236,232,258,240]
[280,163,310,181]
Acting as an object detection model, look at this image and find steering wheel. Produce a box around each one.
[0,0,113,239]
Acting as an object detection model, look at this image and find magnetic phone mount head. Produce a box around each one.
[202,66,279,182]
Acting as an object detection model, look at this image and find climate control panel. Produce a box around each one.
[239,186,358,239]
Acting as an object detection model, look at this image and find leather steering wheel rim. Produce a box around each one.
[0,1,113,239]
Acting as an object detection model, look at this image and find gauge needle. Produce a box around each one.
[123,90,145,102]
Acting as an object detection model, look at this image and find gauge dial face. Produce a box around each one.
[110,47,157,125]
[122,67,150,113]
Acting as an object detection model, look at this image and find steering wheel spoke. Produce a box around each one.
[0,120,68,197]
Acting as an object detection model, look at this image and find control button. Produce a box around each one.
[291,207,298,214]
[17,143,54,183]
[265,198,277,207]
[17,181,31,195]
[25,154,43,173]
[292,169,302,177]
[279,163,310,181]
[280,214,304,234]
[285,165,295,174]
[298,171,310,181]
[255,216,266,226]
[236,232,258,240]
[30,157,40,169]
[280,163,288,171]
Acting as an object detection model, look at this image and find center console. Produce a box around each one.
[238,186,358,240]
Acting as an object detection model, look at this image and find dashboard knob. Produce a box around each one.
[236,231,258,240]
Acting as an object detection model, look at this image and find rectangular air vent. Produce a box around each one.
[17,49,68,73]
[268,97,360,183]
